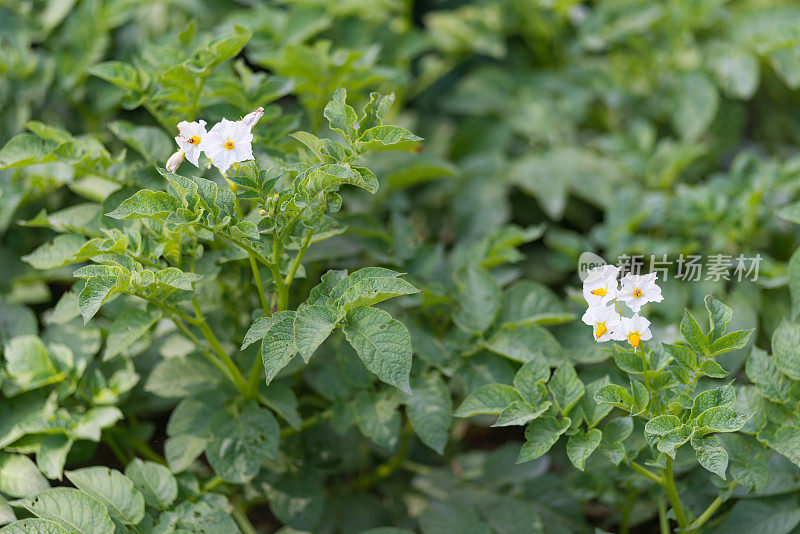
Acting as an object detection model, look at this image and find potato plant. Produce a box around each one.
[3,1,800,533]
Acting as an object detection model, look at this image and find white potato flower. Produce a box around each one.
[201,118,254,173]
[175,120,207,167]
[242,107,264,129]
[583,264,620,306]
[618,272,663,313]
[165,149,185,172]
[581,303,621,342]
[616,313,652,350]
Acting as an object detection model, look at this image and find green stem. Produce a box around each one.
[192,300,249,394]
[232,501,258,534]
[199,223,274,268]
[284,230,314,288]
[686,481,738,532]
[278,407,334,438]
[629,461,663,485]
[168,314,239,387]
[658,497,670,534]
[663,456,689,529]
[103,434,130,465]
[129,437,167,465]
[271,231,289,311]
[202,476,224,493]
[620,490,636,534]
[356,422,413,489]
[233,195,271,316]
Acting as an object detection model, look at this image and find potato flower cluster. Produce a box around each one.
[165,107,264,174]
[581,265,663,350]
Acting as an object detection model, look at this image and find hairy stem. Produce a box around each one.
[686,481,738,532]
[662,456,689,529]
[192,299,249,394]
[232,501,258,534]
[285,229,314,288]
[629,461,663,485]
[278,406,334,438]
[658,497,670,534]
[232,195,271,316]
[620,490,636,534]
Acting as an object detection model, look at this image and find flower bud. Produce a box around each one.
[165,149,185,172]
[242,107,265,129]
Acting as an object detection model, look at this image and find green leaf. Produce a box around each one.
[566,429,602,471]
[700,359,729,378]
[644,415,682,446]
[155,268,202,290]
[290,131,325,160]
[108,121,171,162]
[711,496,800,534]
[65,467,145,525]
[145,356,222,398]
[405,374,452,454]
[517,417,570,463]
[2,335,60,395]
[419,502,492,534]
[206,402,280,483]
[355,125,422,152]
[261,474,325,531]
[594,384,634,411]
[680,310,710,355]
[453,265,500,334]
[746,348,794,403]
[354,391,401,450]
[324,88,358,140]
[360,92,395,131]
[656,425,692,458]
[11,488,114,534]
[343,306,412,393]
[664,343,698,370]
[36,435,71,480]
[454,384,523,417]
[329,268,419,311]
[0,453,49,498]
[548,362,584,416]
[88,61,139,90]
[629,378,649,416]
[706,43,760,99]
[22,235,87,270]
[153,501,238,533]
[691,433,728,479]
[492,399,550,427]
[773,320,800,380]
[260,311,298,385]
[0,519,70,534]
[695,406,749,433]
[485,324,564,366]
[710,329,752,356]
[107,190,181,220]
[293,305,338,362]
[0,133,58,169]
[164,434,206,474]
[704,294,733,342]
[103,308,161,360]
[690,384,735,420]
[671,71,719,140]
[124,459,177,510]
[513,357,551,404]
[78,277,123,323]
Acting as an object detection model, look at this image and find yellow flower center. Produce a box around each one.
[595,322,607,339]
[633,288,643,298]
[224,140,235,150]
[627,331,641,349]
[590,287,606,297]
[187,135,200,145]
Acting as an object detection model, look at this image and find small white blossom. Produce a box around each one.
[583,265,620,306]
[242,107,264,129]
[618,272,663,313]
[201,118,254,173]
[581,304,621,342]
[175,120,207,167]
[165,149,185,172]
[616,313,652,350]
